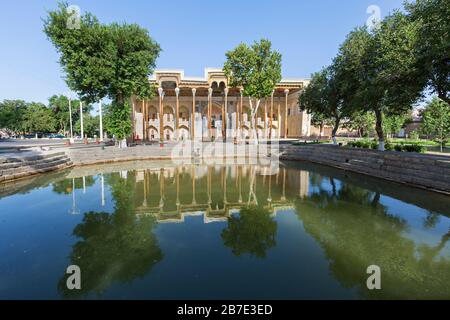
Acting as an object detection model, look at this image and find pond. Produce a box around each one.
[0,160,449,299]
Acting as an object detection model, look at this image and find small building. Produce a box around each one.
[131,68,311,142]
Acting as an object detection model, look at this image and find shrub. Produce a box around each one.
[394,144,403,152]
[403,144,425,153]
[409,130,419,140]
[385,143,393,151]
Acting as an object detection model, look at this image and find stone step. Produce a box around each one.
[0,154,68,170]
[0,158,72,182]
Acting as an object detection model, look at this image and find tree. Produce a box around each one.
[21,102,57,133]
[105,102,132,147]
[44,2,160,146]
[224,39,282,144]
[299,64,351,144]
[310,112,332,138]
[0,100,27,133]
[344,111,375,138]
[48,94,90,135]
[382,113,410,139]
[421,97,450,152]
[338,12,424,150]
[74,113,99,138]
[405,0,450,105]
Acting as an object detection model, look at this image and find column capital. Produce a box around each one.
[224,88,229,96]
[158,87,164,97]
[175,87,180,97]
[208,87,213,97]
[192,88,197,96]
[284,89,290,95]
[240,88,244,96]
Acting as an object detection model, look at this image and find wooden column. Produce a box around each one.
[264,98,267,136]
[277,98,281,138]
[224,88,228,141]
[175,87,180,141]
[208,88,212,132]
[142,99,146,140]
[240,89,244,133]
[284,89,289,139]
[158,87,164,142]
[269,90,274,140]
[191,88,196,140]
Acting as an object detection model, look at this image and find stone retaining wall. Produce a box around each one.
[0,152,73,183]
[280,145,450,194]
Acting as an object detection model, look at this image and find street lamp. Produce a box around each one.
[99,100,104,142]
[66,92,74,143]
[80,101,84,140]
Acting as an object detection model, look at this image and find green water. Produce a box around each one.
[0,160,449,299]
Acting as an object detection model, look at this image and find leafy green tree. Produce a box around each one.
[224,39,282,143]
[338,12,424,150]
[105,102,132,145]
[405,0,450,105]
[221,205,277,258]
[421,97,450,152]
[48,94,91,135]
[21,102,57,133]
[299,65,351,144]
[44,2,160,146]
[382,113,410,139]
[310,112,332,138]
[0,100,27,133]
[74,113,99,138]
[345,111,375,138]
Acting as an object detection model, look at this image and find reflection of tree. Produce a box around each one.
[58,173,163,299]
[52,176,96,194]
[221,205,277,258]
[296,181,450,299]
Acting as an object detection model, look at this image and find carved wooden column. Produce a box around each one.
[191,88,196,140]
[175,87,180,141]
[223,87,228,141]
[158,87,164,143]
[284,89,289,139]
[269,90,274,140]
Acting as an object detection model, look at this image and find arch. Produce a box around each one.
[148,105,158,120]
[178,126,190,141]
[179,106,189,121]
[242,105,251,122]
[163,126,174,141]
[163,105,175,122]
[148,126,159,141]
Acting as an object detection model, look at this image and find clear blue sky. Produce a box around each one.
[0,0,405,103]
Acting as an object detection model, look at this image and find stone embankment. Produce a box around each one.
[280,144,450,194]
[0,152,73,183]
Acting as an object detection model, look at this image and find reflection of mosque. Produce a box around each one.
[131,164,310,223]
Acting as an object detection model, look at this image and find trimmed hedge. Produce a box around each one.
[346,140,425,153]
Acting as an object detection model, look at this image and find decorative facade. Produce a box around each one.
[131,68,311,142]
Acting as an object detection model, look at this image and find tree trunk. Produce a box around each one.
[249,98,261,145]
[375,109,385,151]
[331,117,340,145]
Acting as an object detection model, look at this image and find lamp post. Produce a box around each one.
[67,93,74,144]
[99,100,104,142]
[80,101,84,140]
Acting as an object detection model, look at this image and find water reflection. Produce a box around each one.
[2,160,448,299]
[296,173,450,299]
[58,172,163,299]
[57,161,450,299]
